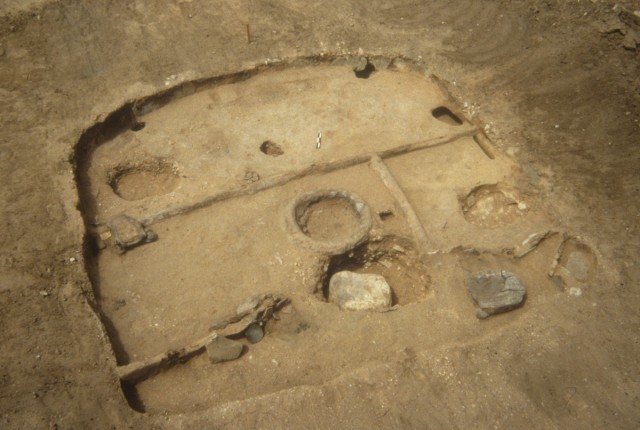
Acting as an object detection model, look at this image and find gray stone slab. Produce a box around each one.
[206,336,244,363]
[467,270,526,319]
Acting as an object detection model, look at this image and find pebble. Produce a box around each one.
[245,323,264,344]
[329,271,392,311]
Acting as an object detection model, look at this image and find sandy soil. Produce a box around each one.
[1,0,639,429]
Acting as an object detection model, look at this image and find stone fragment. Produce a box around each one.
[467,270,526,319]
[236,294,266,315]
[514,231,552,258]
[106,215,156,253]
[206,336,244,363]
[328,271,392,311]
[354,56,368,72]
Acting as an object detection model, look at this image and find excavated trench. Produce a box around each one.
[73,55,598,414]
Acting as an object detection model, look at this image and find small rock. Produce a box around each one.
[622,30,639,50]
[39,290,49,297]
[109,215,146,246]
[467,271,526,319]
[206,336,244,363]
[107,215,155,252]
[329,271,392,311]
[378,259,392,268]
[392,244,406,254]
[476,308,490,320]
[569,287,583,297]
[354,56,368,72]
[236,294,265,315]
[243,170,260,184]
[245,323,264,344]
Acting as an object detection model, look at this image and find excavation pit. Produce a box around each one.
[320,236,430,306]
[72,56,573,416]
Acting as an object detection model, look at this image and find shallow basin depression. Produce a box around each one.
[109,160,180,201]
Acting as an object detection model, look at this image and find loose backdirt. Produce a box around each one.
[0,1,639,429]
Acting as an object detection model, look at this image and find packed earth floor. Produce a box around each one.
[1,1,639,429]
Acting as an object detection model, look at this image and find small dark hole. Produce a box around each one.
[121,381,146,413]
[131,122,146,132]
[432,107,463,126]
[354,61,376,79]
[379,210,394,221]
[295,322,311,333]
[260,140,284,156]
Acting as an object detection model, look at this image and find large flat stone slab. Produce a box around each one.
[467,270,526,319]
[329,271,392,311]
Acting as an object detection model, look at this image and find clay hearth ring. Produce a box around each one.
[286,190,372,255]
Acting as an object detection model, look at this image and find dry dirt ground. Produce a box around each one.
[1,0,640,429]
